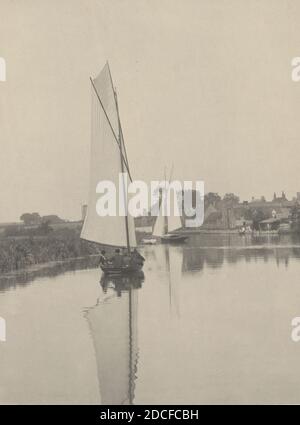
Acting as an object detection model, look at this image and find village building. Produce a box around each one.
[134,190,300,232]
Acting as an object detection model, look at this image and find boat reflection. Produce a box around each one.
[180,233,300,273]
[100,272,144,296]
[86,272,144,405]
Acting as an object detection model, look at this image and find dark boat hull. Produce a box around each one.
[100,263,144,276]
[160,234,188,244]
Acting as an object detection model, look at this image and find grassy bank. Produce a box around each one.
[0,228,102,274]
[0,255,102,290]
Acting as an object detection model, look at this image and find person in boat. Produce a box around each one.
[122,249,131,267]
[239,221,246,235]
[111,248,124,267]
[99,250,107,266]
[131,248,145,266]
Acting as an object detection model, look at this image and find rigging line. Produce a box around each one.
[106,63,132,177]
[90,77,133,182]
[119,113,131,177]
[114,89,132,179]
[168,163,174,184]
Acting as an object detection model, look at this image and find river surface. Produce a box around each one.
[1,233,300,404]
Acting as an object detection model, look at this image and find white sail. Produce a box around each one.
[167,211,182,233]
[81,63,136,247]
[167,188,182,232]
[152,205,166,237]
[152,188,182,236]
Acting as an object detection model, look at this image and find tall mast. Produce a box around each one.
[114,89,131,253]
[164,167,168,234]
[163,165,174,235]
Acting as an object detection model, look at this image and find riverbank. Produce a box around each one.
[137,228,240,240]
[0,227,102,274]
[178,228,239,234]
[0,254,101,289]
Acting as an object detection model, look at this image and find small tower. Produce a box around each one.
[81,204,88,221]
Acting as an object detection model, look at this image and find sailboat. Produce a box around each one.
[80,63,144,274]
[152,185,188,244]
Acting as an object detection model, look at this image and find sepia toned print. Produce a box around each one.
[1,0,300,406]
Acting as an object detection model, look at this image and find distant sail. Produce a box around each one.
[81,63,136,247]
[167,209,182,232]
[152,209,166,237]
[152,188,182,236]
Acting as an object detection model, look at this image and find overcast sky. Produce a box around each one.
[1,0,300,222]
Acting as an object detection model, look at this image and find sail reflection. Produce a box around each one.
[143,244,183,317]
[86,273,144,405]
[163,245,182,317]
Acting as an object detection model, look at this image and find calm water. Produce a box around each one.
[1,234,300,404]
